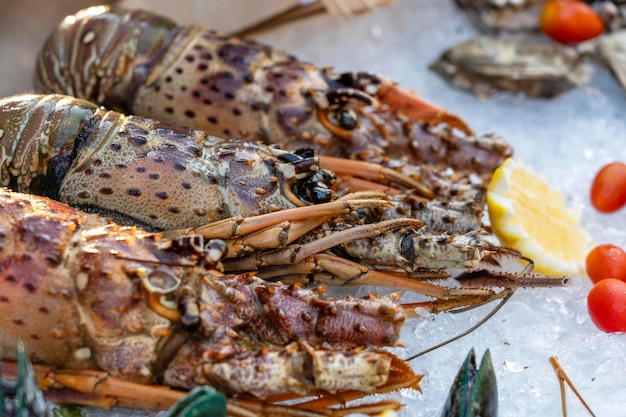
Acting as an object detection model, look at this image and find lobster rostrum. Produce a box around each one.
[34,6,513,197]
[0,188,421,416]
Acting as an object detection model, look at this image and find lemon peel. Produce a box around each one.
[486,158,592,276]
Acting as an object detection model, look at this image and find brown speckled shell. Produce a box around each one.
[0,191,95,370]
[0,188,175,382]
[0,94,321,231]
[34,5,512,179]
[0,188,409,396]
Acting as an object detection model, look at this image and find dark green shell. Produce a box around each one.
[441,348,498,417]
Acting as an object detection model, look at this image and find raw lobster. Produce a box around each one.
[0,187,420,415]
[34,5,512,186]
[0,93,337,231]
[0,93,561,305]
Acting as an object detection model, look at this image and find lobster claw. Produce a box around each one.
[441,348,498,417]
[164,386,227,417]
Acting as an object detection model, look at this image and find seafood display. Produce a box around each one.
[28,6,539,286]
[0,91,567,311]
[0,2,592,416]
[0,93,566,311]
[0,188,420,414]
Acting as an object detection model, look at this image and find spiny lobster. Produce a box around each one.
[34,5,513,207]
[0,187,421,416]
[0,5,573,416]
[0,93,564,308]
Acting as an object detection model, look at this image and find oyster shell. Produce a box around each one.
[431,36,593,98]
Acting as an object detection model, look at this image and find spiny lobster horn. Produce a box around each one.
[326,70,474,133]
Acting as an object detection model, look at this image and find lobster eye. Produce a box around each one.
[309,186,333,204]
[336,109,358,130]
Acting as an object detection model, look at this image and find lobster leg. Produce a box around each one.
[248,253,531,317]
[0,358,414,417]
[176,192,393,241]
[230,399,401,417]
[318,155,435,198]
[199,201,567,303]
[222,228,569,310]
[251,253,496,301]
[223,218,423,267]
[402,289,514,315]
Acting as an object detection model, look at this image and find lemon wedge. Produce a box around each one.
[487,158,592,276]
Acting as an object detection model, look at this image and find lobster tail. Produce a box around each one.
[34,6,180,111]
[0,94,101,197]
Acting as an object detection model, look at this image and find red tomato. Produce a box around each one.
[585,244,626,284]
[590,162,626,213]
[587,278,626,333]
[540,0,605,44]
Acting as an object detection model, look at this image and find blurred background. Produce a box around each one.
[2,1,626,416]
[0,0,308,97]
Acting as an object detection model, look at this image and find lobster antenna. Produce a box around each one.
[113,254,223,271]
[549,356,597,417]
[112,255,198,268]
[231,0,395,37]
[404,288,515,362]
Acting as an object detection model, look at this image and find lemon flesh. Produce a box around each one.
[487,158,592,276]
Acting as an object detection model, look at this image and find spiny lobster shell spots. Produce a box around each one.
[0,194,96,371]
[0,189,412,397]
[0,94,332,231]
[35,5,513,179]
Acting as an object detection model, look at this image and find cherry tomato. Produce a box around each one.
[585,244,626,284]
[590,162,626,213]
[540,0,605,44]
[587,278,626,332]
